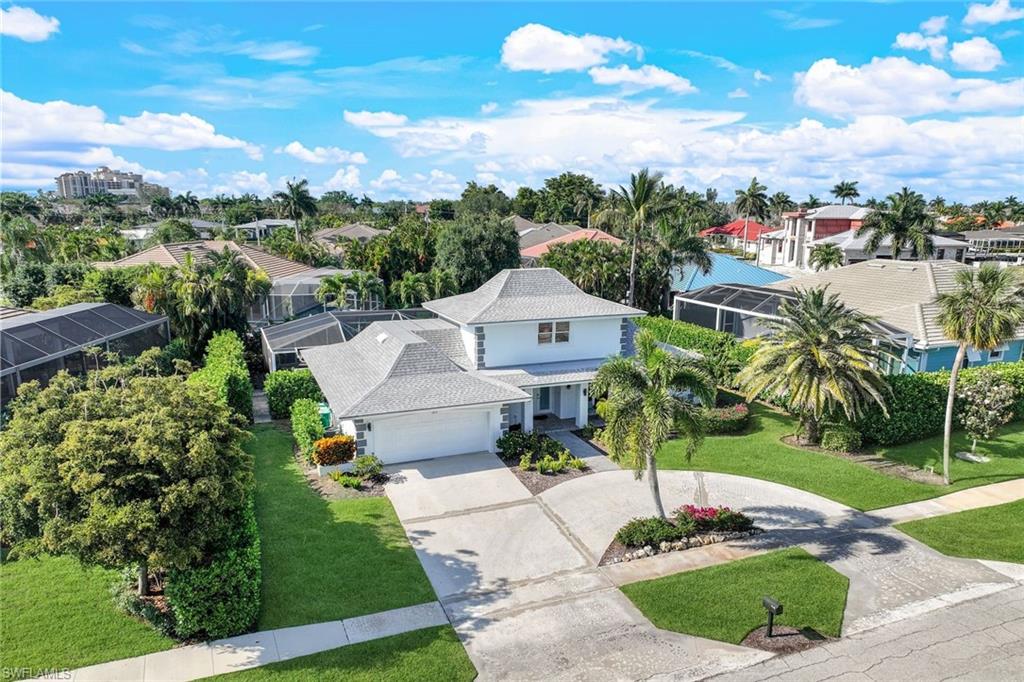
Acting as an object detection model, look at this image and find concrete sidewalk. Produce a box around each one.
[61,602,447,682]
[870,477,1024,525]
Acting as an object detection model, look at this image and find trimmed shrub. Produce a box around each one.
[165,501,261,639]
[264,369,323,419]
[496,430,564,463]
[352,455,384,479]
[290,398,324,461]
[311,434,356,466]
[675,505,754,533]
[820,424,862,453]
[329,473,363,489]
[615,517,685,548]
[856,361,1024,445]
[635,316,753,377]
[533,450,585,475]
[702,403,751,435]
[188,331,253,423]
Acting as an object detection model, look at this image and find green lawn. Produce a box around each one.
[658,404,1024,511]
[0,555,174,677]
[896,500,1024,564]
[876,424,1024,489]
[250,424,436,630]
[208,626,476,681]
[620,548,849,644]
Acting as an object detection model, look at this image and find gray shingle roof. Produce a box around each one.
[518,224,580,248]
[481,359,604,388]
[301,319,527,418]
[422,268,645,324]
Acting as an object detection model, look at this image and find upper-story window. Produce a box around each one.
[538,320,570,344]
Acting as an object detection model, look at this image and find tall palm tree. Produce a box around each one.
[855,187,936,261]
[935,266,1024,485]
[734,177,769,259]
[173,192,200,218]
[593,168,671,307]
[808,243,844,271]
[273,179,318,241]
[390,271,430,308]
[831,180,860,205]
[737,287,892,444]
[315,273,353,309]
[803,195,824,210]
[592,329,714,518]
[768,191,796,225]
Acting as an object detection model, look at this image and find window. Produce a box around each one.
[537,320,570,344]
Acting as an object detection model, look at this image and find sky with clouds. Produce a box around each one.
[2,1,1023,202]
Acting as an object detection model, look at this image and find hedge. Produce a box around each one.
[188,331,253,423]
[165,501,261,639]
[636,316,757,365]
[264,368,323,419]
[856,361,1024,446]
[702,403,751,435]
[291,398,324,461]
[820,424,862,453]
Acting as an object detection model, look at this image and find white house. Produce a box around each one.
[808,230,968,266]
[301,268,645,464]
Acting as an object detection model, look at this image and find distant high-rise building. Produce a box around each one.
[54,167,170,201]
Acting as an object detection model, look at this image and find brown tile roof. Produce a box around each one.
[94,241,313,280]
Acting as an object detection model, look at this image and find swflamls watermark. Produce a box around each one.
[1,668,72,680]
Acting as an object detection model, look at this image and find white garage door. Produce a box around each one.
[373,410,491,464]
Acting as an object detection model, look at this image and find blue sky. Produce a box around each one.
[2,1,1023,202]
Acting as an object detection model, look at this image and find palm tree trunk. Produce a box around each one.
[627,232,639,307]
[646,451,667,519]
[942,343,967,485]
[801,414,820,445]
[741,215,750,257]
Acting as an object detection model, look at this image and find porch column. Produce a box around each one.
[575,383,589,428]
[524,391,534,433]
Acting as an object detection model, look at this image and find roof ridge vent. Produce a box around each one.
[896,264,917,271]
[865,262,886,269]
[375,332,389,344]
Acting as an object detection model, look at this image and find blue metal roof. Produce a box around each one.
[672,253,788,292]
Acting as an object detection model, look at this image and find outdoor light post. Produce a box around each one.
[762,596,783,637]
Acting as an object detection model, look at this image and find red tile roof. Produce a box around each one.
[699,218,774,240]
[519,229,623,258]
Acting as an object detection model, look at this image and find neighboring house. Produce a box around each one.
[518,223,581,249]
[94,240,358,324]
[313,223,389,256]
[672,259,1024,374]
[520,228,623,264]
[958,228,1024,263]
[231,218,296,243]
[672,252,787,293]
[699,218,774,254]
[302,268,645,464]
[121,218,223,247]
[808,230,969,266]
[759,205,871,269]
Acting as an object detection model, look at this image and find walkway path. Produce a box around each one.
[251,390,272,424]
[547,429,620,473]
[57,602,447,681]
[869,477,1024,525]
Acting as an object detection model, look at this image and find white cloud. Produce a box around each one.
[151,26,320,66]
[894,32,949,60]
[794,57,1024,117]
[136,73,326,110]
[319,166,362,192]
[950,37,1006,71]
[728,88,750,99]
[226,40,319,65]
[588,64,697,94]
[368,168,461,200]
[481,102,499,114]
[767,9,841,30]
[212,171,274,196]
[500,23,638,73]
[343,110,409,127]
[920,15,949,35]
[753,69,772,82]
[0,5,59,42]
[963,0,1024,26]
[677,50,742,73]
[2,90,263,159]
[274,141,368,164]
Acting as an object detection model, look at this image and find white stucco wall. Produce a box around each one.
[459,326,477,366]
[481,317,622,367]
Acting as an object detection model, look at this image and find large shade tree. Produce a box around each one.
[935,266,1024,484]
[855,187,936,260]
[593,329,714,518]
[737,287,892,444]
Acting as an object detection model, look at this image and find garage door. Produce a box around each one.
[373,410,491,464]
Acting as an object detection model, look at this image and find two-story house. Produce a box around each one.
[758,205,871,269]
[301,268,644,464]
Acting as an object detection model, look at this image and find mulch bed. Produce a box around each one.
[502,457,593,495]
[293,450,388,500]
[782,436,944,485]
[598,528,763,566]
[741,625,834,653]
[600,539,633,566]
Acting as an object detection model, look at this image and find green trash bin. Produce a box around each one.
[318,403,332,429]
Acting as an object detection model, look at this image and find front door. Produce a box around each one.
[537,386,551,412]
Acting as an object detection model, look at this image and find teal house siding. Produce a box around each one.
[919,339,1024,372]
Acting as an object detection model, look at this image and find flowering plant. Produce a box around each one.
[675,504,753,533]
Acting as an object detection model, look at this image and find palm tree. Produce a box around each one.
[768,192,796,225]
[274,179,318,241]
[855,187,936,261]
[574,191,596,229]
[346,271,385,310]
[593,168,671,307]
[426,267,458,300]
[808,243,844,271]
[935,266,1024,485]
[803,195,824,210]
[315,273,353,309]
[592,329,714,518]
[391,271,430,308]
[737,287,892,444]
[734,177,769,259]
[831,181,860,205]
[173,192,200,218]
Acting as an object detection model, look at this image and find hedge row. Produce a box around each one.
[636,316,757,364]
[857,361,1024,445]
[291,398,324,461]
[264,368,323,419]
[165,500,261,639]
[188,331,253,423]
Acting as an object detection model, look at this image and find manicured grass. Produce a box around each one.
[896,500,1024,564]
[0,555,174,677]
[210,625,476,681]
[876,423,1024,488]
[249,425,436,630]
[620,548,849,644]
[658,404,1024,511]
